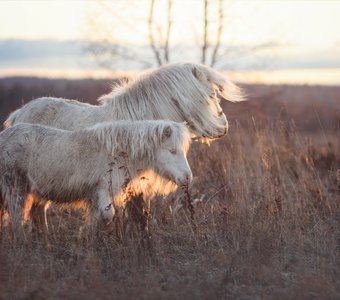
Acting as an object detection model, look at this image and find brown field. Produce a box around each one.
[0,78,339,299]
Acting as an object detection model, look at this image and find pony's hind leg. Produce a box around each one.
[0,189,10,232]
[7,184,28,241]
[22,193,36,232]
[30,198,50,233]
[0,192,4,231]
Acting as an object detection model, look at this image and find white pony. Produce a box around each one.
[0,120,192,236]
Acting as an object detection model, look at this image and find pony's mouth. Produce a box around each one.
[192,127,228,142]
[178,183,190,189]
[215,127,228,138]
[160,172,190,188]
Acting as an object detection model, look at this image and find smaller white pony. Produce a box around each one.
[0,120,192,236]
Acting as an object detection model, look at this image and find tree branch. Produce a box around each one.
[201,0,208,64]
[211,0,224,67]
[164,0,173,63]
[148,0,163,66]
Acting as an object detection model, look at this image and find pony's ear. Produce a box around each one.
[192,66,208,83]
[162,125,172,141]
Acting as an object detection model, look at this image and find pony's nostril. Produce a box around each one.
[185,173,192,183]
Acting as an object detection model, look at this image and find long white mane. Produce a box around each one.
[98,62,244,140]
[84,120,190,162]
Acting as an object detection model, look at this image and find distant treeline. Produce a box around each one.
[0,77,115,125]
[0,77,339,132]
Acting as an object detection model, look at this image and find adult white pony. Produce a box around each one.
[0,120,192,237]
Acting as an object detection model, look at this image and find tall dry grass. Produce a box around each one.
[0,81,339,299]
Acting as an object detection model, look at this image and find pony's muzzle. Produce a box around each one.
[177,172,193,187]
[216,126,228,138]
[101,203,115,225]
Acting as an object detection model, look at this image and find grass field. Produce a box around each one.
[0,78,339,299]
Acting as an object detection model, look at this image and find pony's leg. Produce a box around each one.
[0,193,3,231]
[0,192,8,231]
[22,193,35,232]
[0,208,3,231]
[25,196,52,248]
[7,185,28,241]
[38,201,51,248]
[0,190,9,231]
[30,199,50,233]
[36,201,50,232]
[91,189,115,227]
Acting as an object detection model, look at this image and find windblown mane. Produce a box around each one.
[84,120,191,162]
[98,62,244,139]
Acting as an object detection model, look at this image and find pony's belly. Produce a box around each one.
[33,184,94,203]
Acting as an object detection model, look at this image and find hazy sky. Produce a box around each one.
[1,0,339,46]
[0,0,339,83]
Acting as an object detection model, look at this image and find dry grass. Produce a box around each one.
[0,81,339,299]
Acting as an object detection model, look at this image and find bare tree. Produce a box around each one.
[164,0,173,63]
[148,0,173,66]
[201,0,209,65]
[148,0,163,66]
[85,0,271,71]
[201,0,225,67]
[87,0,174,68]
[211,0,224,67]
[85,0,155,70]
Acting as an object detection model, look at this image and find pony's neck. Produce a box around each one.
[101,88,157,121]
[70,130,103,155]
[81,122,161,163]
[129,156,152,171]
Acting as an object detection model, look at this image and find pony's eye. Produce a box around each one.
[169,149,177,155]
[210,92,216,99]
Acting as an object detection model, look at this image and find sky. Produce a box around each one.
[0,0,339,84]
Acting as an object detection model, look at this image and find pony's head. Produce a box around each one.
[163,63,245,143]
[88,120,192,187]
[152,122,192,187]
[137,62,245,143]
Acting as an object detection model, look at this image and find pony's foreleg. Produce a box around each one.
[91,188,115,227]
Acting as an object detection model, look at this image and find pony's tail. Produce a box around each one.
[3,109,20,128]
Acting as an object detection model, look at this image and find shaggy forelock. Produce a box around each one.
[84,120,191,162]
